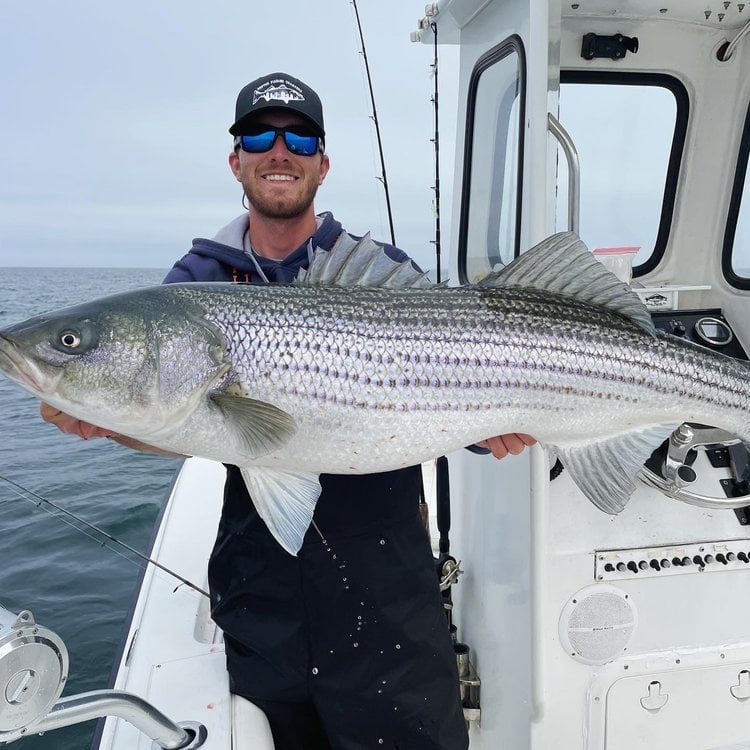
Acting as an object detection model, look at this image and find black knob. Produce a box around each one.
[677,465,697,483]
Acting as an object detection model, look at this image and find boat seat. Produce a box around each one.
[232,694,275,748]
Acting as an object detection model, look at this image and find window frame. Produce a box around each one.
[721,101,750,289]
[457,35,526,285]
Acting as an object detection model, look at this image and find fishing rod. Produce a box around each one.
[349,0,397,246]
[430,21,442,283]
[0,472,209,598]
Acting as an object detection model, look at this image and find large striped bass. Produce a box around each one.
[1,233,748,554]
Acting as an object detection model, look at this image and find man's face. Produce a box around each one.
[229,111,330,220]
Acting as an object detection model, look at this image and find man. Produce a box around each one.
[42,72,535,748]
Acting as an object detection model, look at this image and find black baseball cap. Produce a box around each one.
[229,73,325,138]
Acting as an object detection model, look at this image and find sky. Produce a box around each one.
[0,1,458,271]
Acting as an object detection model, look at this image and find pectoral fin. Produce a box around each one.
[210,393,297,458]
[240,467,322,555]
[552,423,680,513]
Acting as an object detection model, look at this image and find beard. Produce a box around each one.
[243,177,320,220]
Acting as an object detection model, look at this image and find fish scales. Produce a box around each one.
[172,282,749,451]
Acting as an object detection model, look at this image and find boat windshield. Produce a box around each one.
[459,63,687,284]
[724,104,750,285]
[459,38,524,285]
[556,74,687,277]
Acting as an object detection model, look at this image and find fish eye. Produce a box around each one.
[50,320,97,355]
[59,330,82,349]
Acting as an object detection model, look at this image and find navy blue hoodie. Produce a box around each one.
[163,211,414,285]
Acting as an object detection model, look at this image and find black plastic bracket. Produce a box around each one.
[581,32,639,60]
[733,502,750,526]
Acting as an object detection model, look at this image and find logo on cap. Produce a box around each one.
[252,79,305,106]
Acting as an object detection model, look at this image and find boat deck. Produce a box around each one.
[94,457,273,749]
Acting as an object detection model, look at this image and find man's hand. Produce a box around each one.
[476,433,537,459]
[40,402,115,439]
[39,402,186,457]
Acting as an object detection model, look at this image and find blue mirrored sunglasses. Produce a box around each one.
[234,127,322,157]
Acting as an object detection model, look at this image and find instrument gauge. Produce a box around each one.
[694,317,734,347]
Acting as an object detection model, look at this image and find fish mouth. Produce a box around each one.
[0,334,60,396]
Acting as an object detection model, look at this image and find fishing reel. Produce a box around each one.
[640,423,750,510]
[0,606,68,743]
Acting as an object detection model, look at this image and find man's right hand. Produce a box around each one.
[40,402,115,439]
[39,402,186,457]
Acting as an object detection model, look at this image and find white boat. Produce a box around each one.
[93,457,274,749]
[4,0,750,747]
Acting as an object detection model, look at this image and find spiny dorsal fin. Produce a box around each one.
[483,232,654,335]
[297,233,432,289]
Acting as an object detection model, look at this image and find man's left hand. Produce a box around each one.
[476,433,537,459]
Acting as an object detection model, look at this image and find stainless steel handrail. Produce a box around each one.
[33,690,206,749]
[548,112,580,235]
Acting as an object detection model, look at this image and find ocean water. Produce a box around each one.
[0,268,183,749]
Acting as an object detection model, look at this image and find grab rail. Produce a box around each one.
[548,113,580,235]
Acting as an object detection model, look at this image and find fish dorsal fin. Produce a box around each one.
[297,233,433,289]
[486,232,655,335]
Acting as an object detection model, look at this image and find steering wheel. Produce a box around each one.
[639,423,750,509]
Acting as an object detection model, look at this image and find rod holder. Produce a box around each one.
[455,642,481,724]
